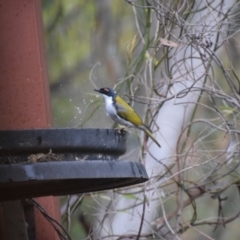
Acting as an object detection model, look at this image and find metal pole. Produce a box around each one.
[0,0,61,239]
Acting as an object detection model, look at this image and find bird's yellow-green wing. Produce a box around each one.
[116,96,161,147]
[115,96,143,126]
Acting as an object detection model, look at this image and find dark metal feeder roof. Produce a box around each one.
[0,128,148,201]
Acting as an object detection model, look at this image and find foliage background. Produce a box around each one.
[42,0,240,239]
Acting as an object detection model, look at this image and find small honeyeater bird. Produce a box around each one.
[94,87,161,148]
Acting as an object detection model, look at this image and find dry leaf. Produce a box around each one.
[159,38,179,47]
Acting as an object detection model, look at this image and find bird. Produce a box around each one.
[94,87,161,148]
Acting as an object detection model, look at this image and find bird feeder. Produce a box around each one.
[0,128,148,201]
[0,0,149,239]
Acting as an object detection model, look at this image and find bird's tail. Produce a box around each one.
[143,128,161,148]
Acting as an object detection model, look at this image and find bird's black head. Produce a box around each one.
[94,87,116,98]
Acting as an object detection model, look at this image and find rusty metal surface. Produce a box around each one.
[0,161,148,201]
[0,0,52,130]
[1,201,29,240]
[0,0,58,238]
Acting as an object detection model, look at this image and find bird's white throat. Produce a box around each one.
[102,94,134,127]
[102,95,117,116]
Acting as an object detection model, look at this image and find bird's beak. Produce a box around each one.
[94,89,100,93]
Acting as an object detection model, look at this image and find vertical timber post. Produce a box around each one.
[0,0,61,239]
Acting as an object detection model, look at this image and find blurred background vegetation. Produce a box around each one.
[41,0,240,239]
[42,0,142,238]
[43,0,135,128]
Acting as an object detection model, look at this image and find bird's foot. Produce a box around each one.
[115,125,128,133]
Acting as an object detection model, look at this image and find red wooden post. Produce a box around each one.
[0,0,61,239]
